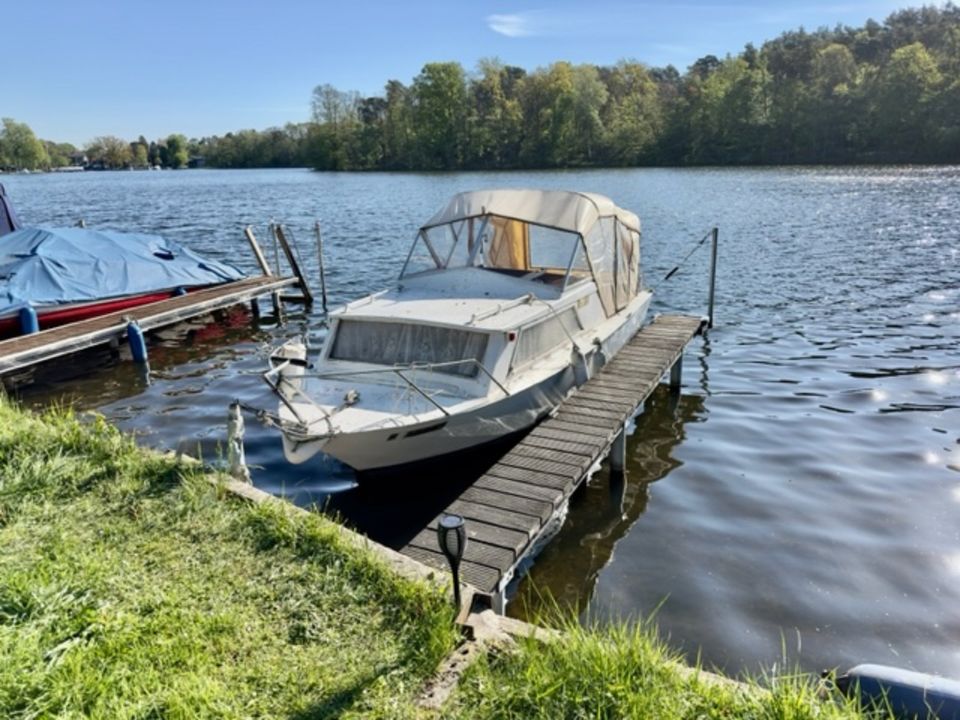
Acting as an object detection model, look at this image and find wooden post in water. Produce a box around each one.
[707,227,718,329]
[274,224,314,307]
[244,226,280,318]
[610,426,627,475]
[669,354,683,395]
[244,226,273,276]
[315,220,329,313]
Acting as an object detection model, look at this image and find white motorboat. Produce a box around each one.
[266,189,652,472]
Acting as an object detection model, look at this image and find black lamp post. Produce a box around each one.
[437,514,467,610]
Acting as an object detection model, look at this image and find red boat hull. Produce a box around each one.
[0,290,185,340]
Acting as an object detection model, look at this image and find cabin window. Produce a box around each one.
[512,308,581,367]
[329,320,488,378]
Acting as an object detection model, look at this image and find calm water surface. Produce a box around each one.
[4,167,959,678]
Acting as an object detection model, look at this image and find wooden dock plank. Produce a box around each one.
[458,486,555,523]
[472,475,566,507]
[525,425,609,447]
[483,465,575,490]
[561,394,637,413]
[502,443,591,469]
[495,452,585,478]
[519,434,600,458]
[398,314,704,595]
[442,500,540,538]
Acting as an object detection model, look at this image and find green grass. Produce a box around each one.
[0,397,904,719]
[446,608,895,719]
[0,397,457,719]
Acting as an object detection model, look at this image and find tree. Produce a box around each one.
[600,62,664,165]
[309,84,360,170]
[87,136,132,169]
[1,118,48,170]
[465,59,524,168]
[570,65,608,163]
[411,62,467,169]
[810,43,861,160]
[165,134,189,168]
[382,80,414,169]
[44,141,77,168]
[130,137,149,168]
[865,41,942,159]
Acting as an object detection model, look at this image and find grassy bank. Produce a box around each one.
[1,398,888,719]
[0,398,456,718]
[446,615,884,719]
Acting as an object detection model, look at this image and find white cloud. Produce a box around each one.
[487,13,538,37]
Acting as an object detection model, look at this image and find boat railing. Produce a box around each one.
[263,357,509,429]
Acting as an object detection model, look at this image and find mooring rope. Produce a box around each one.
[662,229,714,282]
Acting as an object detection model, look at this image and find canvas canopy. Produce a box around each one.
[0,226,246,316]
[420,189,640,237]
[405,189,643,317]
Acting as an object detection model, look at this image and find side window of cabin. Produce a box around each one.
[512,308,581,367]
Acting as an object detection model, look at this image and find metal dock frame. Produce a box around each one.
[399,313,707,612]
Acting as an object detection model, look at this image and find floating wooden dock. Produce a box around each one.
[0,275,299,376]
[399,313,706,610]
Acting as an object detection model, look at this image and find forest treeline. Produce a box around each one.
[2,5,958,172]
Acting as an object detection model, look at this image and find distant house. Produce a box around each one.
[69,152,88,167]
[188,156,206,169]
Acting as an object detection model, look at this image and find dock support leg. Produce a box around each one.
[272,292,284,324]
[127,321,149,364]
[708,227,718,329]
[18,306,39,335]
[670,355,683,396]
[610,426,627,476]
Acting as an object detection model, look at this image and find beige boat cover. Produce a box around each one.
[420,189,641,237]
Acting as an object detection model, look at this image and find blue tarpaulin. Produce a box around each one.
[0,184,21,236]
[0,226,246,316]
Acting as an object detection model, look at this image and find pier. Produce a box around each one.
[0,275,299,377]
[398,313,706,610]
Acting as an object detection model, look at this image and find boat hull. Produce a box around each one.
[283,365,575,471]
[281,293,651,471]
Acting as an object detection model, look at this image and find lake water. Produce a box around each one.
[4,167,959,679]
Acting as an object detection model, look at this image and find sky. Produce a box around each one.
[4,0,913,146]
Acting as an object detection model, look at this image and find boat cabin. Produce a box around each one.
[321,190,646,389]
[401,189,642,317]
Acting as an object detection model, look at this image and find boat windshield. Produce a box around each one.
[401,216,591,289]
[329,319,489,378]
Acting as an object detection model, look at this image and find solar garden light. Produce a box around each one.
[437,514,467,610]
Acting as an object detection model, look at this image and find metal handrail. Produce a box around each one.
[263,356,510,432]
[295,358,511,398]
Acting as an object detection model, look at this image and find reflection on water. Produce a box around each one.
[4,166,959,679]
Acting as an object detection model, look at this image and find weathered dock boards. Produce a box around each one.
[399,313,705,605]
[0,275,298,375]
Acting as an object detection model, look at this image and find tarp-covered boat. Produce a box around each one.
[0,226,246,337]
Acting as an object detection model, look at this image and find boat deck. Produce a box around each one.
[397,313,706,606]
[0,275,298,376]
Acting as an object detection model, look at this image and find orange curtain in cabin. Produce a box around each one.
[487,216,530,270]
